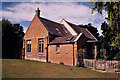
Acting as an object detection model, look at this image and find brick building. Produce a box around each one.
[23,8,98,66]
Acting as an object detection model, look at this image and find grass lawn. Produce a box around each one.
[2,59,118,78]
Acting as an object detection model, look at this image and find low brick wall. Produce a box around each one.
[48,44,75,66]
[25,54,46,62]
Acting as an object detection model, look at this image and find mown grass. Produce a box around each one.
[2,59,118,78]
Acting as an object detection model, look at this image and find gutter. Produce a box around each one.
[74,33,83,42]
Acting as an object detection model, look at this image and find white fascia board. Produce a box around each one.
[85,28,98,41]
[60,19,77,36]
[74,33,83,42]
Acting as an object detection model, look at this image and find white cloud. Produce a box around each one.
[2,2,107,35]
[0,11,2,21]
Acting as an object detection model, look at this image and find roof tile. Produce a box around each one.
[66,20,97,40]
[39,17,71,37]
[48,35,77,44]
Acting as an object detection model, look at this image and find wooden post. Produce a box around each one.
[94,45,97,59]
[94,44,97,70]
[93,59,96,70]
[104,49,106,71]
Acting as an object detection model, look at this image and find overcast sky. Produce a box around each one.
[1,2,108,35]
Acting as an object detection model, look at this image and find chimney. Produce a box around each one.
[35,8,40,17]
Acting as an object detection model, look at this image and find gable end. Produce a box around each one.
[60,19,77,36]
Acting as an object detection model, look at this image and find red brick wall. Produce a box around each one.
[74,42,77,66]
[48,44,75,66]
[77,34,87,50]
[76,34,87,64]
[73,34,87,66]
[23,14,88,65]
[24,15,48,61]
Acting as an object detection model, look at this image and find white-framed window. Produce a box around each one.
[27,40,31,52]
[56,45,60,53]
[38,38,44,53]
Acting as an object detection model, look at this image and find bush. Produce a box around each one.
[60,62,64,65]
[48,61,51,63]
[76,64,84,67]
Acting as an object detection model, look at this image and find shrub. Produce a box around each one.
[60,62,64,65]
[76,64,84,67]
[48,61,51,63]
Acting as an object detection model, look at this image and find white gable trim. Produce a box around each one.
[60,19,77,36]
[74,33,83,42]
[85,28,98,41]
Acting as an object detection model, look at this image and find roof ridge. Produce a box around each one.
[39,17,61,25]
[65,20,78,27]
[38,16,71,37]
[64,20,87,29]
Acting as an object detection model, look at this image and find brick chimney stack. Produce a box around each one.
[35,8,40,17]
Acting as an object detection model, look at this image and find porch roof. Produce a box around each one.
[87,40,100,43]
[48,35,77,45]
[65,20,98,41]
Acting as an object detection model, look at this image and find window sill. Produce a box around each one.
[38,53,44,55]
[38,52,44,54]
[26,52,31,54]
[26,52,31,56]
[56,52,60,54]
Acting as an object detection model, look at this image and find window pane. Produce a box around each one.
[42,43,44,53]
[56,45,60,52]
[29,41,31,44]
[27,40,31,52]
[30,44,31,52]
[39,44,41,52]
[27,44,29,52]
[39,41,41,44]
[27,41,29,44]
[38,39,44,53]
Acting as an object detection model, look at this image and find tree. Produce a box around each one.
[100,21,120,59]
[79,23,100,40]
[100,21,116,59]
[86,23,99,40]
[91,2,120,60]
[2,19,24,58]
[92,2,120,28]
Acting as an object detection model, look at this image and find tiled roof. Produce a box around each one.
[39,17,71,37]
[65,21,97,41]
[48,35,77,45]
[38,16,97,44]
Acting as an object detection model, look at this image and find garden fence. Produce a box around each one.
[83,59,120,73]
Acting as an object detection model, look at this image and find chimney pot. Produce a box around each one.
[37,8,39,10]
[35,8,40,17]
